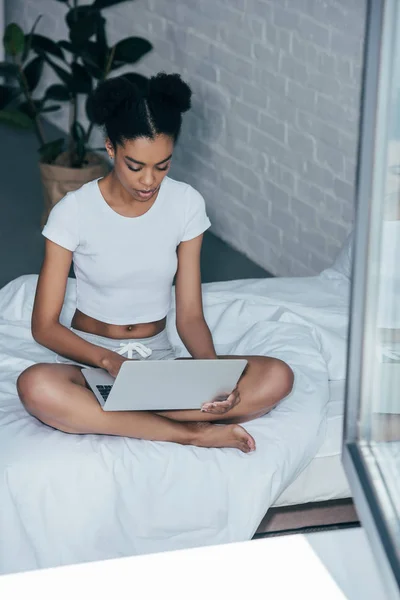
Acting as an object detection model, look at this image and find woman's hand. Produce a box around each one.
[99,352,131,378]
[201,386,241,415]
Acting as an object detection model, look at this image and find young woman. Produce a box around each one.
[17,72,294,453]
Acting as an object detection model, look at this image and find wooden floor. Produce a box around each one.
[255,499,358,536]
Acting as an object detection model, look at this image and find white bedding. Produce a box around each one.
[199,272,352,508]
[0,270,349,575]
[274,379,351,506]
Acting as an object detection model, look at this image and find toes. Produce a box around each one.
[247,437,256,451]
[235,426,256,452]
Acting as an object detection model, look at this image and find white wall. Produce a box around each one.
[6,0,366,276]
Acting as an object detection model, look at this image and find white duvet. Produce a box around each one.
[0,270,349,575]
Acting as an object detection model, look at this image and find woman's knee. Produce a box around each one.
[17,364,58,413]
[267,358,294,403]
[248,357,294,413]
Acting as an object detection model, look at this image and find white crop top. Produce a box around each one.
[42,176,211,325]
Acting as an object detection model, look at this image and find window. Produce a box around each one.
[343,1,400,598]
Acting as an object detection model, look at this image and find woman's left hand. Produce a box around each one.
[201,386,241,415]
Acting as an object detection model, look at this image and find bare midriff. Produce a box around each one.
[71,309,167,340]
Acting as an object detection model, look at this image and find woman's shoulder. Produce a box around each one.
[163,176,204,203]
[71,178,101,199]
[55,178,98,204]
[54,178,101,216]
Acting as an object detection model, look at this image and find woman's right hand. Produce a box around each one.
[99,351,131,378]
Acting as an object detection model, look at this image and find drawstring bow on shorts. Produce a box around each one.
[114,342,152,359]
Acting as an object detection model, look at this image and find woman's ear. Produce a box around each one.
[105,139,114,159]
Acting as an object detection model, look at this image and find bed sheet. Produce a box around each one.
[203,274,351,507]
[0,273,347,574]
[273,380,351,507]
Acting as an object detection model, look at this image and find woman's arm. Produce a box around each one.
[175,235,242,414]
[175,235,217,359]
[32,239,117,368]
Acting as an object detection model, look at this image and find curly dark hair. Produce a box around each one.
[89,72,192,148]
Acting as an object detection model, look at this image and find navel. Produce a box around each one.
[127,325,133,332]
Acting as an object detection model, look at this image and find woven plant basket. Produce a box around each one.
[39,152,110,226]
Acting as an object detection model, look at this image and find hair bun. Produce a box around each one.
[148,72,191,113]
[89,76,138,126]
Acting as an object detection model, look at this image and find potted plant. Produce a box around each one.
[0,0,152,224]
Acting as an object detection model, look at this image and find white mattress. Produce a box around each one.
[273,379,351,506]
[0,271,349,574]
[201,273,352,508]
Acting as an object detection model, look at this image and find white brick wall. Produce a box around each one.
[6,0,366,276]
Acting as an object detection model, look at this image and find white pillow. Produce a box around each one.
[322,233,353,279]
[0,274,77,325]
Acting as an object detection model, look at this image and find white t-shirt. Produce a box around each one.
[42,176,211,325]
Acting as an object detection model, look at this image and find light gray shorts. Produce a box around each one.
[55,327,177,369]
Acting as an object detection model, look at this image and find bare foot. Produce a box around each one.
[186,422,256,453]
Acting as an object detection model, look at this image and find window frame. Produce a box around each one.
[343,1,400,597]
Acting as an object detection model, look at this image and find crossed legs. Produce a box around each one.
[17,356,293,453]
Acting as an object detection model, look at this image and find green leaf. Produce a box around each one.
[18,100,42,119]
[45,84,70,101]
[24,56,44,91]
[95,12,108,54]
[3,23,25,57]
[0,84,20,110]
[71,62,93,94]
[72,120,86,142]
[45,56,72,86]
[58,40,74,53]
[0,61,19,78]
[39,138,65,164]
[66,6,94,28]
[71,120,87,166]
[66,7,102,46]
[0,108,33,129]
[93,0,133,8]
[85,93,95,122]
[81,55,104,79]
[30,34,65,60]
[22,15,42,62]
[112,37,152,68]
[82,56,104,79]
[80,41,106,79]
[41,104,62,113]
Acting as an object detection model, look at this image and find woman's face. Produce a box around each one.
[107,134,174,203]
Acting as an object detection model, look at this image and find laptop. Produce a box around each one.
[81,359,248,411]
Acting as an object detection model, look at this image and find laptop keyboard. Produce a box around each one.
[96,384,113,402]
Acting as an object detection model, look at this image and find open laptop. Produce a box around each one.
[81,359,247,411]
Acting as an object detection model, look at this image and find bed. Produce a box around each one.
[200,272,352,509]
[0,238,351,575]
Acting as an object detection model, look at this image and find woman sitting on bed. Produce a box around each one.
[17,72,293,453]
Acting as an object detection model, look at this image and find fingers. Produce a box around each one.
[227,391,241,407]
[201,391,241,414]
